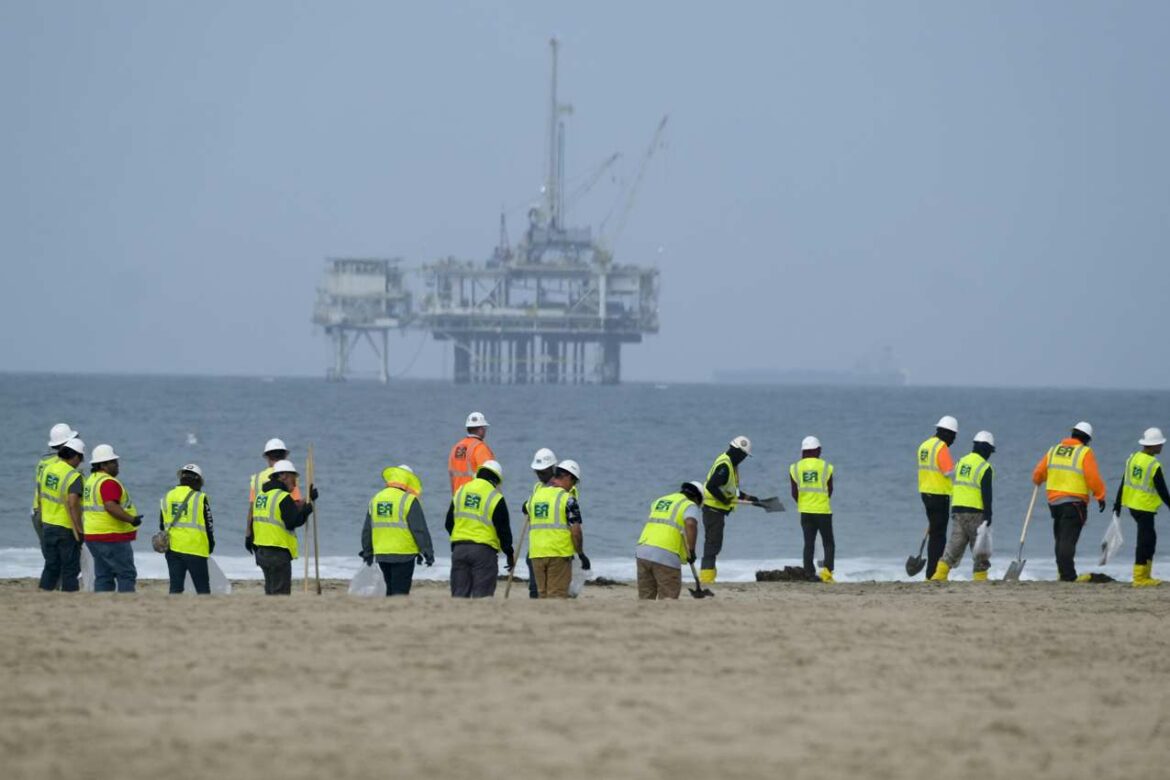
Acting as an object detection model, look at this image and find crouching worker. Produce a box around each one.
[360,465,434,596]
[446,460,513,598]
[636,481,702,600]
[251,459,316,595]
[933,431,995,581]
[159,464,214,595]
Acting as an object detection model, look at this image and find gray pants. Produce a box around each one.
[255,546,293,595]
[943,511,990,572]
[450,543,499,598]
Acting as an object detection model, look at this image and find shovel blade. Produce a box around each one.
[1003,559,1025,582]
[905,556,926,577]
[688,587,714,598]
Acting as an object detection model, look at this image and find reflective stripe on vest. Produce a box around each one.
[1045,444,1089,497]
[917,437,952,495]
[448,437,487,493]
[161,486,209,557]
[637,492,692,559]
[451,478,502,550]
[369,487,419,555]
[253,488,298,558]
[703,453,738,512]
[951,453,991,511]
[251,468,272,501]
[789,458,833,514]
[1122,452,1163,512]
[83,472,139,536]
[33,453,54,512]
[528,485,574,558]
[38,459,82,529]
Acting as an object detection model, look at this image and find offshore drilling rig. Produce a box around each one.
[312,39,663,385]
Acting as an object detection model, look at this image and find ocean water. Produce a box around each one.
[2,373,1165,582]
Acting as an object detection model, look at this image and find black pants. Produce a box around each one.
[1050,502,1086,581]
[378,560,415,596]
[39,523,81,592]
[255,546,293,595]
[450,543,498,598]
[921,494,950,579]
[166,550,210,594]
[800,513,834,574]
[701,506,728,570]
[526,557,538,599]
[1131,509,1157,564]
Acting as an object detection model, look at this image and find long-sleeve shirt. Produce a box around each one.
[158,492,216,553]
[361,500,434,563]
[1032,438,1107,503]
[444,497,513,558]
[1113,464,1170,512]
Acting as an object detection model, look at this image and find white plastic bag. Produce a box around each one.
[973,521,992,559]
[348,563,385,597]
[568,558,587,598]
[183,558,232,595]
[1100,512,1124,565]
[79,545,95,592]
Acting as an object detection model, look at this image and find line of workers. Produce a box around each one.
[30,411,1169,598]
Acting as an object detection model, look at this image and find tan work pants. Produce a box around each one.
[531,556,573,598]
[637,558,682,599]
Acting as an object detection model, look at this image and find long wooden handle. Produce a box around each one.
[303,445,315,593]
[1017,485,1039,555]
[504,518,530,599]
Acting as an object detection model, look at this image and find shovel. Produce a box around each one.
[738,496,786,513]
[905,527,929,577]
[1004,485,1039,582]
[686,557,714,598]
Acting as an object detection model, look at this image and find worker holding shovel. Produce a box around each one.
[699,435,759,583]
[635,481,703,599]
[932,431,995,581]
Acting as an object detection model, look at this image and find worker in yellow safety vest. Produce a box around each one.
[917,415,958,579]
[245,437,301,555]
[360,465,434,596]
[32,422,79,547]
[528,460,587,598]
[1113,427,1170,587]
[252,459,316,595]
[159,463,215,595]
[789,436,836,583]
[83,444,143,593]
[635,481,702,599]
[1032,421,1108,582]
[932,431,995,582]
[37,437,86,592]
[700,436,759,583]
[448,411,495,494]
[446,460,513,598]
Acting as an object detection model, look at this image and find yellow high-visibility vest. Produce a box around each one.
[33,453,54,512]
[369,486,419,555]
[789,458,834,514]
[1122,451,1164,513]
[82,473,139,536]
[637,492,693,560]
[528,485,574,558]
[161,486,209,557]
[917,437,952,495]
[702,453,738,512]
[951,453,992,511]
[253,488,298,558]
[38,458,82,529]
[1045,443,1090,497]
[451,478,503,550]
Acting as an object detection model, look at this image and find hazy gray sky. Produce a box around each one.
[4,1,1168,388]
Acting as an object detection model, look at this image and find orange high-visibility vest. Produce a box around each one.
[448,436,494,494]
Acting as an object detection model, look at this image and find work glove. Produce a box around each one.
[578,552,592,570]
[361,552,373,566]
[208,541,215,555]
[244,537,255,554]
[131,515,144,527]
[505,553,515,572]
[309,485,319,502]
[1097,498,1107,513]
[1113,503,1122,516]
[424,554,435,567]
[687,549,697,565]
[415,554,424,565]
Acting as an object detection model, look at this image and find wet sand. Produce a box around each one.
[1,578,1168,780]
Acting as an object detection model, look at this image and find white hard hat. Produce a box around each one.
[179,463,203,478]
[465,411,490,428]
[478,459,503,480]
[263,438,288,454]
[90,444,119,464]
[973,431,996,447]
[1073,421,1094,438]
[48,423,78,448]
[530,447,557,470]
[397,464,414,474]
[556,459,581,481]
[730,435,752,456]
[270,459,298,475]
[801,436,821,451]
[62,437,85,456]
[1140,427,1166,447]
[936,415,958,433]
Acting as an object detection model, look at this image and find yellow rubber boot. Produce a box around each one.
[1135,561,1161,587]
[818,567,834,583]
[930,561,950,582]
[699,568,716,584]
[972,570,988,582]
[1075,573,1092,582]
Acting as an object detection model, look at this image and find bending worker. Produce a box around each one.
[252,459,317,595]
[1114,427,1169,587]
[789,436,835,583]
[700,436,758,583]
[932,431,995,582]
[33,423,79,547]
[448,411,494,494]
[82,444,143,593]
[528,460,587,598]
[1032,421,1107,582]
[245,438,301,554]
[360,465,434,596]
[635,481,702,599]
[445,460,513,598]
[917,415,958,579]
[159,463,215,595]
[37,437,86,592]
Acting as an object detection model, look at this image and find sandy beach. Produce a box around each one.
[2,578,1168,780]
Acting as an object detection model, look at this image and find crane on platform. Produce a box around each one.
[597,114,669,263]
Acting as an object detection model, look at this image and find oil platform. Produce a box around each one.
[312,39,662,385]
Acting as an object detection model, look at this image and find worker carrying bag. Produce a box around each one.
[152,489,197,554]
